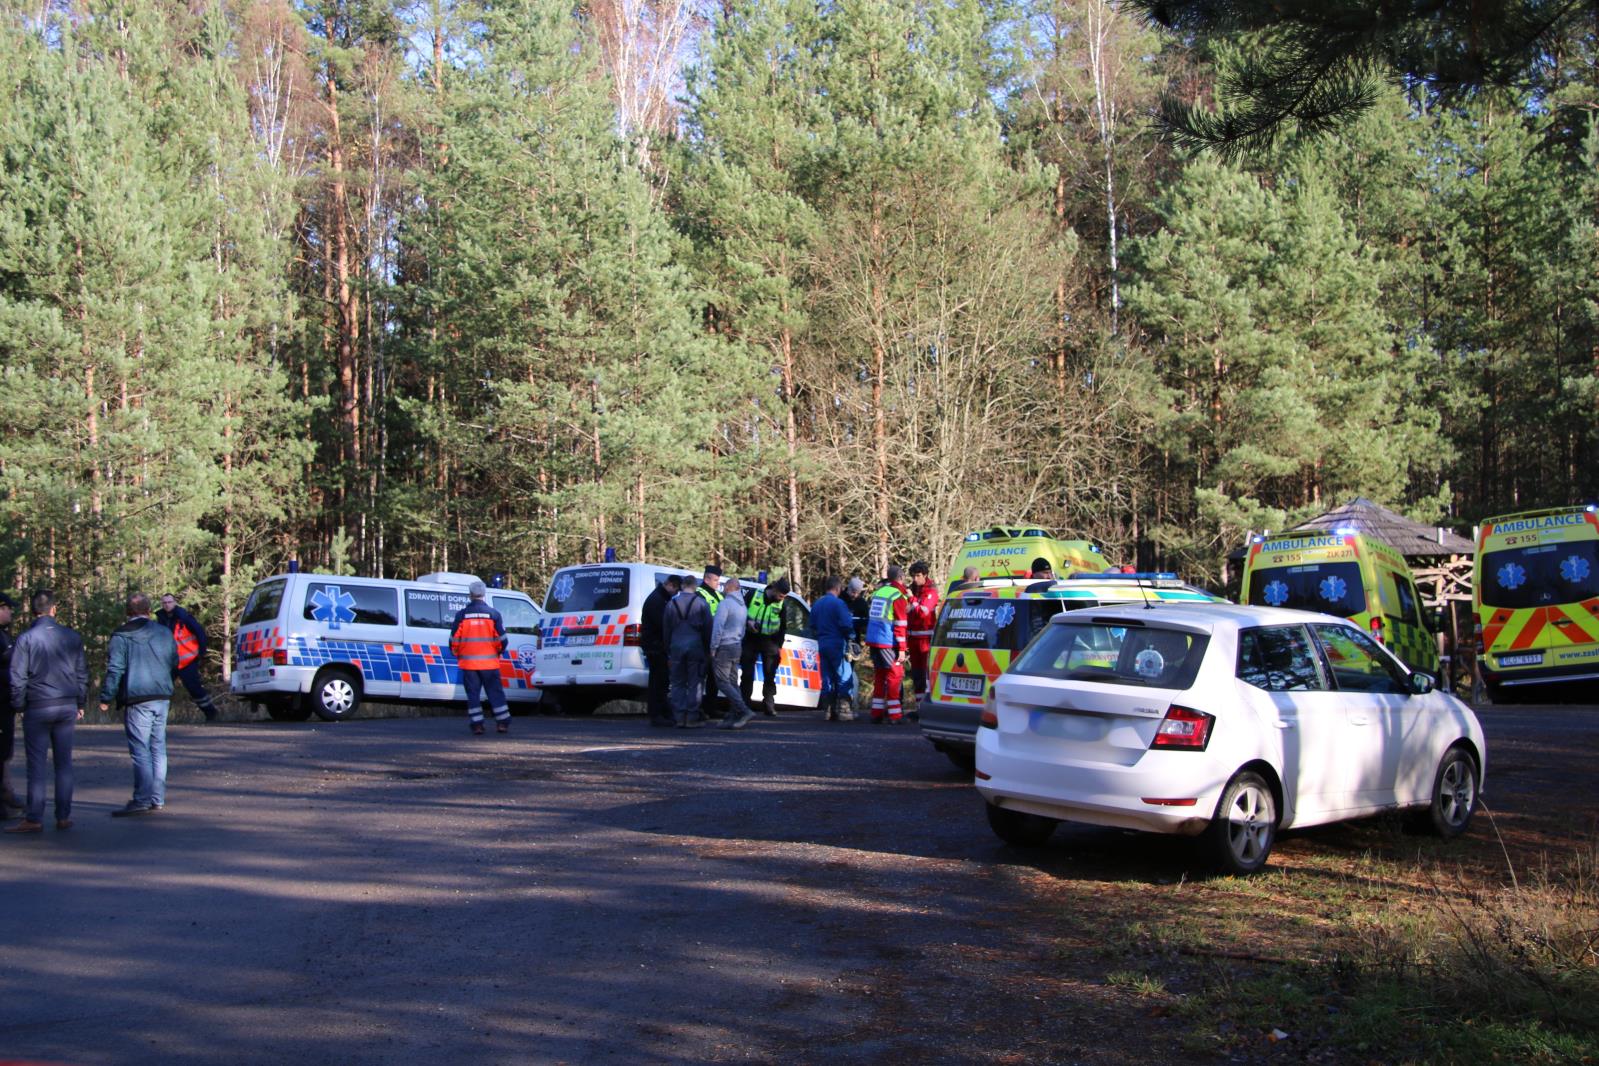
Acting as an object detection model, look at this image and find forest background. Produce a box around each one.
[3,0,1598,673]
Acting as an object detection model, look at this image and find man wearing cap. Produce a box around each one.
[740,577,789,717]
[0,593,19,813]
[905,562,940,713]
[449,582,510,735]
[1030,558,1055,580]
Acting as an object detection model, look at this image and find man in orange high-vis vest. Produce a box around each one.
[449,582,509,736]
[157,594,219,722]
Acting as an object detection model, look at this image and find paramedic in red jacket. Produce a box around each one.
[865,566,910,723]
[905,561,940,711]
[450,582,510,736]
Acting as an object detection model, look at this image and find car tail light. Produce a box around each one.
[622,624,641,647]
[1370,616,1385,644]
[271,649,288,666]
[1150,705,1214,751]
[979,698,998,728]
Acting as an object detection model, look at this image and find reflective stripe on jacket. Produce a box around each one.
[450,603,506,672]
[749,591,783,636]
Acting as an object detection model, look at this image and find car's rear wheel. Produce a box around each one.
[942,745,976,772]
[1422,746,1478,838]
[308,668,361,722]
[265,699,313,722]
[1206,771,1277,875]
[985,802,1058,847]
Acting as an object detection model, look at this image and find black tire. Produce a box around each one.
[307,668,361,722]
[944,746,977,772]
[985,802,1058,847]
[1422,746,1478,839]
[266,700,313,722]
[1206,771,1277,875]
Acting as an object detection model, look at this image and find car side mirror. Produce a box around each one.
[1409,671,1436,695]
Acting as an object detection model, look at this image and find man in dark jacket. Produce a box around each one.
[639,573,682,728]
[157,594,219,722]
[663,576,712,728]
[6,590,87,833]
[740,578,789,717]
[0,593,19,812]
[100,592,179,817]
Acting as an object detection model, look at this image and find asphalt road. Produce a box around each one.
[1,701,1593,1065]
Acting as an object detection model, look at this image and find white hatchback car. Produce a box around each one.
[974,603,1486,873]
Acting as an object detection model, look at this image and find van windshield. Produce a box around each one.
[545,567,631,614]
[240,579,287,626]
[1247,562,1366,617]
[1012,622,1210,689]
[1481,542,1599,609]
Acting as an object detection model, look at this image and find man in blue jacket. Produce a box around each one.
[100,592,179,817]
[812,576,857,722]
[6,590,87,833]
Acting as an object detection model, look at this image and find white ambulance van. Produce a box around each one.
[231,571,543,722]
[534,562,822,711]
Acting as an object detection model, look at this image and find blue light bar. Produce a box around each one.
[1068,571,1179,581]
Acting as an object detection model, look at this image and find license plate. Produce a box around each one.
[942,673,986,697]
[564,633,596,646]
[1498,652,1543,667]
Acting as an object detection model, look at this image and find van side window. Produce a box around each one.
[1237,625,1327,692]
[493,596,540,635]
[302,583,399,627]
[782,597,813,638]
[1390,575,1419,625]
[406,589,469,629]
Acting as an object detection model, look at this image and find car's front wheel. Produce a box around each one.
[985,802,1058,847]
[1206,771,1277,875]
[1422,746,1478,838]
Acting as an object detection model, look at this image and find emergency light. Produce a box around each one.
[1068,571,1179,581]
[604,547,617,562]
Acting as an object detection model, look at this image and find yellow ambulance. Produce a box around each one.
[1242,530,1439,672]
[1474,506,1599,700]
[946,525,1110,593]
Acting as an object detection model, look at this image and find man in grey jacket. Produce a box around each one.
[663,575,712,728]
[711,577,757,730]
[6,590,87,833]
[100,592,179,817]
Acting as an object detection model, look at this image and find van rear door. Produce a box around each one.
[538,566,638,684]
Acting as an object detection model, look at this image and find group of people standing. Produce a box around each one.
[1,589,219,834]
[637,563,941,729]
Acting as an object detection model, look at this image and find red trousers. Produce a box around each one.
[870,647,904,720]
[907,642,931,701]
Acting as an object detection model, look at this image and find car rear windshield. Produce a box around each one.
[544,567,631,614]
[933,598,1065,652]
[1247,561,1366,616]
[1481,541,1599,608]
[240,578,287,626]
[1010,621,1210,690]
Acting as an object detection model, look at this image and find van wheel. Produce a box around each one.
[266,699,313,722]
[308,668,361,722]
[1206,771,1277,875]
[985,802,1058,847]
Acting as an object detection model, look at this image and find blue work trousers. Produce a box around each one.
[462,669,509,723]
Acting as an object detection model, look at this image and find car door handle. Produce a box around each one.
[1348,714,1371,725]
[1273,720,1295,730]
[1553,618,1574,626]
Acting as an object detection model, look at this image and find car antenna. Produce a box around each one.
[1139,569,1156,610]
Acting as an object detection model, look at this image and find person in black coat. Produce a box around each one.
[639,574,682,727]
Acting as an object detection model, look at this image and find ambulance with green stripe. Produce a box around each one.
[918,573,1221,769]
[1474,505,1599,700]
[946,525,1111,593]
[1242,530,1439,672]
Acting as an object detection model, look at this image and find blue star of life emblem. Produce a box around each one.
[552,573,575,604]
[310,585,357,629]
[1497,563,1526,591]
[516,644,537,671]
[1560,555,1590,583]
[1318,575,1347,603]
[994,602,1016,629]
[1263,580,1289,607]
